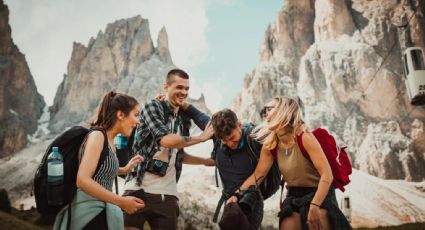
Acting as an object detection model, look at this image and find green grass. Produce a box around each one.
[355,222,425,230]
[0,210,46,230]
[0,208,150,230]
[1,208,423,230]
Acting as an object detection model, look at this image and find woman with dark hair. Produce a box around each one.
[54,91,145,230]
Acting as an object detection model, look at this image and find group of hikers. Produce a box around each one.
[53,69,351,230]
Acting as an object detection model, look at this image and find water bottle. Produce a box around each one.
[115,134,129,167]
[114,134,128,150]
[47,146,64,205]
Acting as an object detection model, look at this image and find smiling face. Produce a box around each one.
[117,105,141,137]
[164,75,189,108]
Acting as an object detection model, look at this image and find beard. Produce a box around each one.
[171,94,187,106]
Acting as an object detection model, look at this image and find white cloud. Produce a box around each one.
[190,74,228,113]
[5,0,209,105]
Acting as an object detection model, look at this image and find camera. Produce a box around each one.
[145,159,169,177]
[238,186,260,215]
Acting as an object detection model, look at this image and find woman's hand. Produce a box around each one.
[123,155,144,174]
[118,196,145,214]
[307,204,323,230]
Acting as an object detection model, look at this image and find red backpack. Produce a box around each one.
[271,128,352,192]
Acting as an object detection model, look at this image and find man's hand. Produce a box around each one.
[226,195,238,204]
[155,94,166,101]
[203,158,215,166]
[199,122,214,141]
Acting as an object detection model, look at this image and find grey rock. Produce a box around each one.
[234,0,425,181]
[0,0,45,158]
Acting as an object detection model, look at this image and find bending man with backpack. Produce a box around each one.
[53,91,146,230]
[182,107,281,230]
[239,97,351,230]
[212,109,282,230]
[123,69,215,230]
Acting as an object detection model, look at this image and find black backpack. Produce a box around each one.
[244,124,281,200]
[33,126,108,216]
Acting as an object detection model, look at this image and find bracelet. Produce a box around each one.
[310,202,321,207]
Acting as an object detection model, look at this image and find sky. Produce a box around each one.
[5,0,282,112]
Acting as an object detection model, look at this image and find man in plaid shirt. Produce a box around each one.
[123,69,214,230]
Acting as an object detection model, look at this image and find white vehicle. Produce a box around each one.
[403,47,425,105]
[340,195,352,223]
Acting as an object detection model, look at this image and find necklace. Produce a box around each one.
[285,148,289,156]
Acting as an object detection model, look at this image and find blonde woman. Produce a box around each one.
[239,97,350,230]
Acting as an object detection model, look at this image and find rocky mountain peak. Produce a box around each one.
[156,26,172,63]
[314,0,355,41]
[234,0,425,181]
[0,0,11,53]
[260,0,315,63]
[48,15,179,133]
[0,0,45,158]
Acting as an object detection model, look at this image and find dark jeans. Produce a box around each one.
[123,190,179,230]
[279,186,351,229]
[83,209,108,230]
[247,199,264,230]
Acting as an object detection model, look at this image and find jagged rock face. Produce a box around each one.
[48,16,202,132]
[234,0,315,123]
[314,0,355,41]
[0,0,45,158]
[356,121,425,181]
[234,0,425,181]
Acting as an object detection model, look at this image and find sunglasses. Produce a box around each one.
[263,106,275,112]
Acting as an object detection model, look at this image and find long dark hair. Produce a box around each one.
[91,91,139,130]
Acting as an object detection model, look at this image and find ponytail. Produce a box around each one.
[91,91,138,130]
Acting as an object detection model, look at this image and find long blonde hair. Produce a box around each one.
[256,97,304,150]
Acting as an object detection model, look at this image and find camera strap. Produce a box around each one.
[165,115,182,163]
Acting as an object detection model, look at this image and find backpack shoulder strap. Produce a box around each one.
[295,131,311,161]
[213,194,226,223]
[178,109,192,135]
[212,140,221,188]
[159,100,170,125]
[245,123,261,161]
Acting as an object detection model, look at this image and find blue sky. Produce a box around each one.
[190,1,282,111]
[5,0,283,112]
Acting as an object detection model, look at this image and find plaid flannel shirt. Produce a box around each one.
[127,99,187,186]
